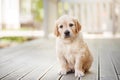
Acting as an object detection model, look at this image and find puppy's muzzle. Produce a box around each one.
[64,30,70,38]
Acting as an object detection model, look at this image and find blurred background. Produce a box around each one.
[0,0,120,48]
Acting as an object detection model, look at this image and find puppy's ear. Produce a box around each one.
[74,19,81,33]
[54,21,59,37]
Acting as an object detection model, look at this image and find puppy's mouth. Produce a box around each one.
[64,35,71,39]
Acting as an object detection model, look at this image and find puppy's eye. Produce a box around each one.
[59,25,63,28]
[69,23,73,27]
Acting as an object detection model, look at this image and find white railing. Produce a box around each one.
[59,1,113,33]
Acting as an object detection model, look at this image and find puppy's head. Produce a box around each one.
[54,15,81,40]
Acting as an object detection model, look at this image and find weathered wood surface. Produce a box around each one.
[0,38,120,80]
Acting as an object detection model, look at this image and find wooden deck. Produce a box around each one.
[0,38,120,80]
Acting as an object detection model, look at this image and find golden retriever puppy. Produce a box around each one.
[54,15,93,77]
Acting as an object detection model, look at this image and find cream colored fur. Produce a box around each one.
[54,15,93,77]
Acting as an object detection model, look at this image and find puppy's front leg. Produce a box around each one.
[75,55,85,77]
[58,55,70,75]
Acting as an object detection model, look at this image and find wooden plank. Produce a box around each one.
[0,49,47,80]
[0,39,56,79]
[1,64,37,80]
[1,50,56,80]
[119,75,120,79]
[0,51,40,79]
[0,39,51,57]
[109,39,120,75]
[111,52,120,75]
[0,39,55,64]
[24,52,56,80]
[40,64,62,80]
[0,49,31,64]
[0,49,40,79]
[0,64,24,79]
[19,39,59,80]
[60,73,75,80]
[20,48,56,80]
[0,50,33,79]
[20,63,56,80]
[0,39,44,63]
[99,39,118,80]
[0,42,35,64]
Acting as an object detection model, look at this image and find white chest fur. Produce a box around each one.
[64,45,76,67]
[56,36,86,69]
[57,40,81,68]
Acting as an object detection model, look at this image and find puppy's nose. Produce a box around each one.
[64,30,70,36]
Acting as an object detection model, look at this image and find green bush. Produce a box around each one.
[0,37,33,43]
[32,0,43,22]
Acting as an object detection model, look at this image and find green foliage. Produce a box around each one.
[0,37,31,43]
[32,0,43,22]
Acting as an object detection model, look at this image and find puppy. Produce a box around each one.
[54,15,93,77]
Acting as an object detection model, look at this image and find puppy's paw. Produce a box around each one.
[58,69,67,75]
[75,70,85,77]
[58,68,71,75]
